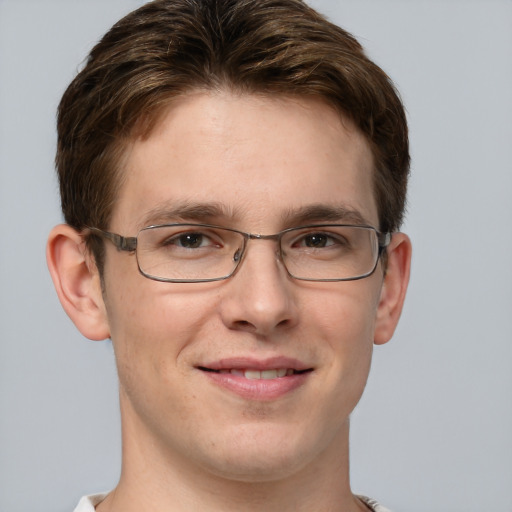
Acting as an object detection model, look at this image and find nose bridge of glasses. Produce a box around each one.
[235,232,283,266]
[247,232,281,241]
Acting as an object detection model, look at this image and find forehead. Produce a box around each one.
[111,92,377,231]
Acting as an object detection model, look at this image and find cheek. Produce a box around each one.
[310,281,380,349]
[308,282,380,392]
[106,285,223,440]
[103,267,219,385]
[110,291,215,348]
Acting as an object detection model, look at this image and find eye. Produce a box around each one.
[300,233,334,248]
[174,232,208,249]
[166,231,219,249]
[293,231,344,249]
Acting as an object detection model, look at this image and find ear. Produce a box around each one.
[374,232,412,345]
[46,224,110,341]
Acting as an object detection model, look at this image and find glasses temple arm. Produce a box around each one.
[378,232,392,251]
[88,227,137,252]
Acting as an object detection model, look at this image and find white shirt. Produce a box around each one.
[73,493,108,511]
[73,493,392,511]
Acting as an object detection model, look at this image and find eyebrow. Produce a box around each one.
[139,200,240,227]
[280,204,370,227]
[138,200,370,230]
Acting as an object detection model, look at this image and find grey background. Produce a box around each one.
[1,1,511,511]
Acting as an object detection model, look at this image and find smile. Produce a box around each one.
[199,367,310,379]
[197,361,313,400]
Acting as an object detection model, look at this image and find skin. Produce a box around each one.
[47,91,411,511]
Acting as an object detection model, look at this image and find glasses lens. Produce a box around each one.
[136,225,244,282]
[281,225,379,281]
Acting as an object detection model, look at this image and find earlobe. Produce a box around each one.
[46,224,110,341]
[374,232,412,345]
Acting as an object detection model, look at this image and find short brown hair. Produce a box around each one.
[56,0,409,271]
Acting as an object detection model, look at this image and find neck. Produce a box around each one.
[97,394,364,512]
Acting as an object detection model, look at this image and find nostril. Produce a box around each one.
[232,319,258,332]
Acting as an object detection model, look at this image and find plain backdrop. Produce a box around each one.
[0,1,511,511]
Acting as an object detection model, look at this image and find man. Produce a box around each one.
[47,0,411,510]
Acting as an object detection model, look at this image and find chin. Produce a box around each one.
[204,453,308,483]
[195,423,327,483]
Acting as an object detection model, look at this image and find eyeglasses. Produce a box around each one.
[88,223,391,283]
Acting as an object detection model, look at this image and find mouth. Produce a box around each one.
[196,359,313,400]
[197,367,312,379]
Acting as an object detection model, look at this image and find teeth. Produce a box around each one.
[228,368,292,379]
[245,370,261,380]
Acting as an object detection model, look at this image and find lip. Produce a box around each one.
[200,356,311,372]
[196,356,313,401]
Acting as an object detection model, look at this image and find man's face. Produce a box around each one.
[101,92,385,481]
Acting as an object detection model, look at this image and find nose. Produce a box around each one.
[219,239,299,336]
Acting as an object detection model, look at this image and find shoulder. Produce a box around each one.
[357,495,393,512]
[73,493,108,512]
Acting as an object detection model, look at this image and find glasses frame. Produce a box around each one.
[88,223,391,283]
